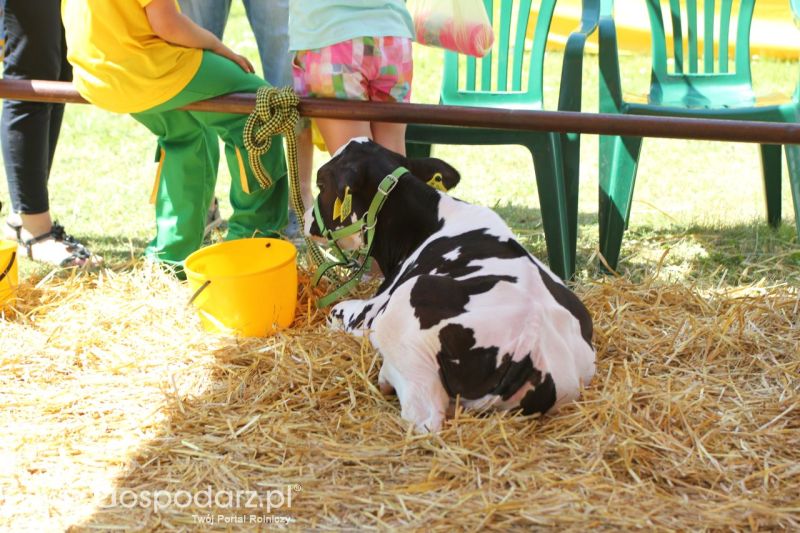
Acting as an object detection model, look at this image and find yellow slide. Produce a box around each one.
[540,0,800,60]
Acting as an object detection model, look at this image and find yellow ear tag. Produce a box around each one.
[332,197,342,221]
[333,186,352,222]
[427,172,447,192]
[339,186,352,221]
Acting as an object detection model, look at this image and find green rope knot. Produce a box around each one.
[243,86,300,189]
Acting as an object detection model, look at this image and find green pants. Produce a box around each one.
[132,51,288,266]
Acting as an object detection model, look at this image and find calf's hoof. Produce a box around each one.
[401,400,446,434]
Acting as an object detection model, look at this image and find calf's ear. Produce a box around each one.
[404,157,461,191]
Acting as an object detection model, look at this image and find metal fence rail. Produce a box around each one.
[1,79,799,145]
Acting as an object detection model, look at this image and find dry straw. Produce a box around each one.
[0,263,797,531]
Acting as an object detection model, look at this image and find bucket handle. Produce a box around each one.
[187,279,211,307]
[0,251,16,284]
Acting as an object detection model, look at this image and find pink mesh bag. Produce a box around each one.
[409,0,495,58]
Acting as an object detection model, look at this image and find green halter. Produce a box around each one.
[311,166,408,308]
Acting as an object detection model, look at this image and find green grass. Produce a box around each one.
[1,4,798,286]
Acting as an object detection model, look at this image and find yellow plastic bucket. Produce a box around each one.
[185,238,298,337]
[0,239,19,309]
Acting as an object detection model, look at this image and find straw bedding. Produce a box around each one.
[0,264,798,531]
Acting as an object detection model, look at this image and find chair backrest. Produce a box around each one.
[440,0,559,109]
[645,0,755,94]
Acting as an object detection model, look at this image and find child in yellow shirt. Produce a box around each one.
[62,0,288,270]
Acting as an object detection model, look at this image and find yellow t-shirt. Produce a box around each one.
[62,0,203,113]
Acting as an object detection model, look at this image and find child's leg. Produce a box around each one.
[130,110,216,266]
[316,118,406,157]
[370,122,407,155]
[178,52,288,240]
[173,1,230,220]
[313,119,372,155]
[368,36,413,155]
[296,126,314,209]
[242,0,292,88]
[191,109,288,240]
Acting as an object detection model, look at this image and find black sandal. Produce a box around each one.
[7,221,94,267]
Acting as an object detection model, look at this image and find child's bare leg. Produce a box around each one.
[371,122,407,155]
[368,121,404,279]
[296,126,314,209]
[315,118,372,155]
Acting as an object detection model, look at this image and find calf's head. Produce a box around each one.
[305,139,460,251]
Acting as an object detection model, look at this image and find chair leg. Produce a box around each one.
[784,143,800,240]
[560,131,581,270]
[598,134,643,271]
[527,135,572,280]
[760,144,782,227]
[405,142,433,159]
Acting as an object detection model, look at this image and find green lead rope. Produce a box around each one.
[243,86,397,308]
[242,86,330,275]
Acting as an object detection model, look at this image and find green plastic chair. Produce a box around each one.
[406,0,599,280]
[597,0,800,270]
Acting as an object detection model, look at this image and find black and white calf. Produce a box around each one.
[306,139,595,433]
